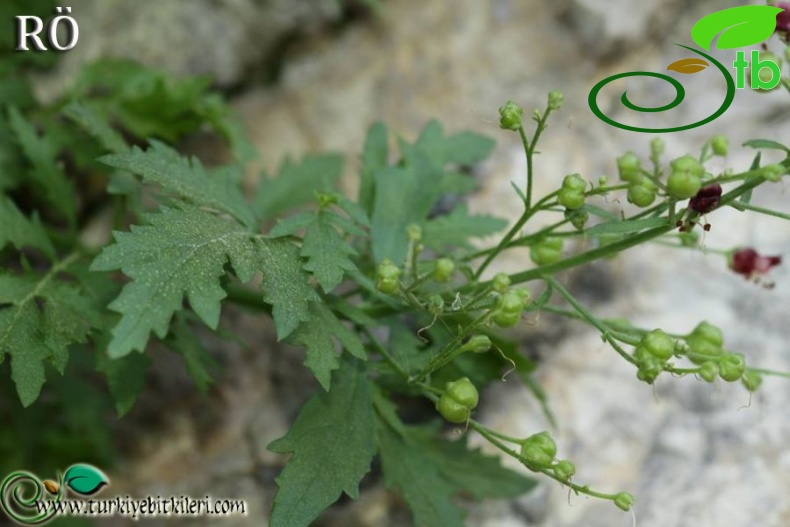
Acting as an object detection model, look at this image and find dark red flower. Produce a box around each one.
[689,184,722,214]
[729,248,782,278]
[776,2,790,37]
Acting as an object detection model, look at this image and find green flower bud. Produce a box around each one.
[553,459,576,481]
[640,329,675,360]
[407,223,422,242]
[679,231,699,247]
[636,354,663,384]
[667,169,702,200]
[565,208,589,231]
[614,492,635,512]
[498,290,526,313]
[719,353,746,382]
[433,258,455,283]
[445,377,479,408]
[741,370,763,392]
[376,259,401,294]
[627,183,656,207]
[761,163,786,182]
[492,272,511,293]
[436,377,479,423]
[492,309,521,328]
[462,335,492,354]
[710,135,729,156]
[558,188,585,210]
[436,396,470,424]
[670,155,705,177]
[562,173,587,192]
[598,175,609,187]
[692,322,724,347]
[650,137,665,157]
[499,100,524,130]
[699,361,719,383]
[548,89,564,111]
[530,237,564,266]
[616,152,643,182]
[520,431,557,469]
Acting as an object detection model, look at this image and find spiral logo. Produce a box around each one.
[588,5,785,133]
[0,471,60,525]
[588,45,735,133]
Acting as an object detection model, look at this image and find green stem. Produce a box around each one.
[545,276,637,365]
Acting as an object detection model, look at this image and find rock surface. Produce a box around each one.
[60,0,790,525]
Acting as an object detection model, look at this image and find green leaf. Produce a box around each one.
[742,139,790,153]
[371,159,442,262]
[419,431,536,501]
[62,102,127,154]
[91,205,259,358]
[268,359,376,527]
[164,315,218,394]
[256,238,320,340]
[414,120,494,166]
[302,211,359,293]
[377,419,467,527]
[268,211,317,238]
[443,131,496,165]
[586,216,667,236]
[8,106,76,225]
[691,5,783,50]
[63,464,109,495]
[95,349,151,417]
[289,303,366,390]
[254,154,343,221]
[99,140,255,227]
[0,197,55,258]
[0,262,99,407]
[422,204,508,251]
[359,122,389,215]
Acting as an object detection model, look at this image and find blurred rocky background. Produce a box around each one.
[30,0,790,526]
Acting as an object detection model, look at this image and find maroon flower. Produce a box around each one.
[689,184,722,214]
[776,2,790,37]
[729,248,782,278]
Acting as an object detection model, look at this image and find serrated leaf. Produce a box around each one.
[585,216,667,236]
[268,211,317,238]
[8,106,76,225]
[95,349,150,417]
[418,430,536,500]
[268,359,375,527]
[422,204,508,251]
[99,141,255,227]
[289,303,366,390]
[91,206,259,358]
[257,238,320,340]
[302,212,358,293]
[0,264,99,406]
[691,5,782,51]
[254,154,343,221]
[0,197,55,257]
[62,102,127,154]
[377,419,467,527]
[336,195,371,227]
[742,139,790,153]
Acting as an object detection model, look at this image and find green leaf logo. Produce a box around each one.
[63,464,109,496]
[691,5,783,50]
